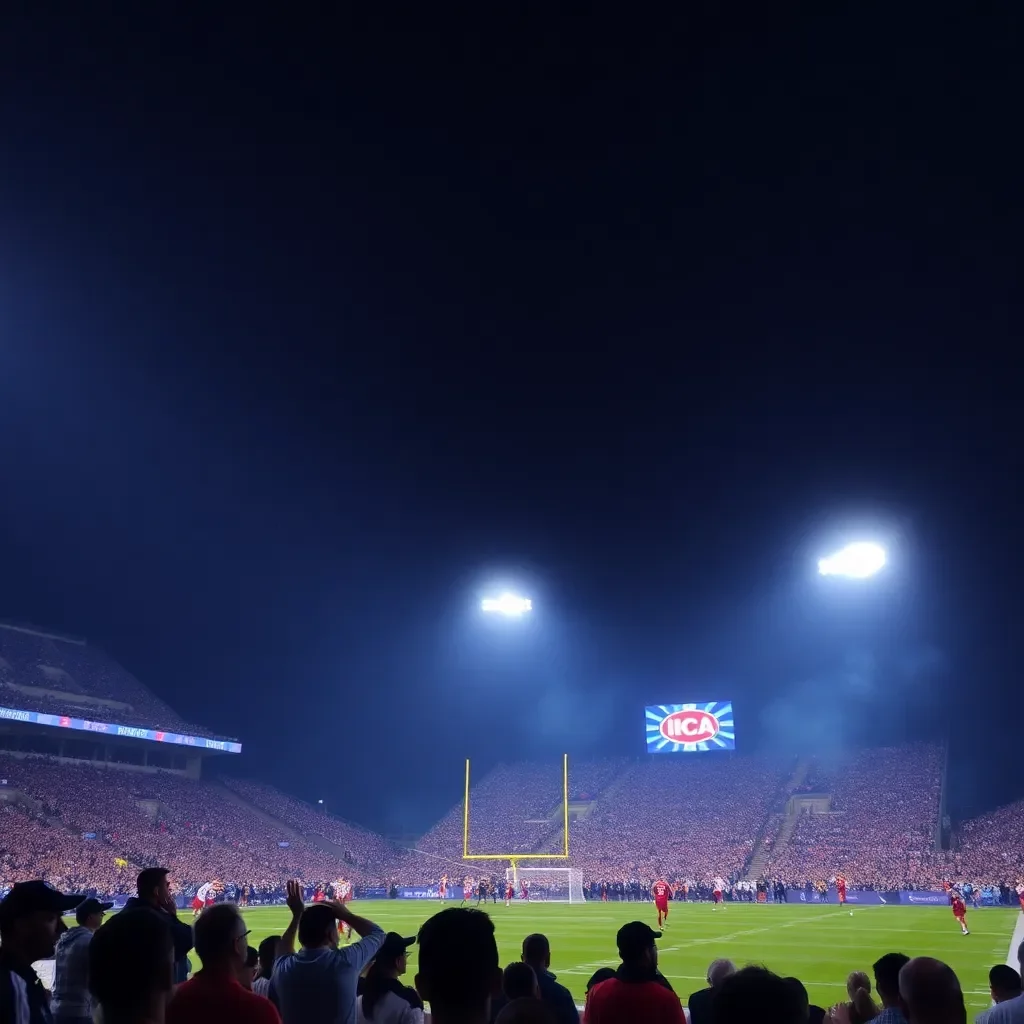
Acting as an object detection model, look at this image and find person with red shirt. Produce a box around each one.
[950,889,969,935]
[836,873,848,907]
[585,921,684,1024]
[505,880,515,907]
[167,903,280,1024]
[651,879,671,928]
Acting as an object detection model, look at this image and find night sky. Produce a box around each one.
[1,8,1020,834]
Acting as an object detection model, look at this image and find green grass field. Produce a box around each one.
[236,901,1019,1013]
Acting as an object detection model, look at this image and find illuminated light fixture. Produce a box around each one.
[481,594,532,616]
[818,542,887,579]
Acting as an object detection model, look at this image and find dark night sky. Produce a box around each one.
[1,7,1020,834]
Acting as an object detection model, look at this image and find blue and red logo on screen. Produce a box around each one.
[645,702,735,753]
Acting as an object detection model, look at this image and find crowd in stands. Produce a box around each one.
[763,745,944,889]
[946,800,1024,882]
[2,743,1024,899]
[0,624,231,740]
[220,777,399,870]
[4,860,1021,1024]
[0,753,393,896]
[568,754,792,883]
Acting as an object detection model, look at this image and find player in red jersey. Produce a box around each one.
[520,879,530,902]
[1016,880,1024,912]
[950,888,969,935]
[438,875,448,902]
[505,879,515,907]
[836,873,848,907]
[651,879,671,928]
[712,876,725,909]
[461,877,473,906]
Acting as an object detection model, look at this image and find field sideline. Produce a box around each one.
[233,900,1019,1013]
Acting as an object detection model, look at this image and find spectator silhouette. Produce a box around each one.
[253,936,281,1000]
[122,868,193,985]
[415,908,502,1024]
[784,976,827,1024]
[688,959,735,1024]
[978,965,1022,1023]
[89,909,175,1024]
[357,932,423,1024]
[843,971,879,1024]
[168,903,279,1024]
[521,934,579,1024]
[871,954,910,1024]
[712,966,804,1024]
[898,958,965,1024]
[976,943,1024,1024]
[52,896,113,1024]
[272,879,385,1024]
[503,964,540,1001]
[585,922,684,1024]
[496,999,557,1024]
[0,881,85,1024]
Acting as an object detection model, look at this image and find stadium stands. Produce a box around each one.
[567,754,794,882]
[219,777,398,869]
[762,744,943,887]
[0,754,391,892]
[2,740,1022,896]
[946,798,1024,881]
[0,623,231,739]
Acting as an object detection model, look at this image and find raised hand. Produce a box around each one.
[286,879,305,917]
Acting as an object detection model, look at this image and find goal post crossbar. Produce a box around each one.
[462,754,570,860]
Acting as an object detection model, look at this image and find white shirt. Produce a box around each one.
[197,882,212,901]
[356,991,424,1024]
[714,878,724,891]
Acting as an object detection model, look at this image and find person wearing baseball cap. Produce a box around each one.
[584,922,684,1024]
[0,880,85,1024]
[357,932,422,1024]
[52,897,115,1024]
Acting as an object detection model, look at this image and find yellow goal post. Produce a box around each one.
[462,753,570,861]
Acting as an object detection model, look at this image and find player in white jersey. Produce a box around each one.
[192,881,212,917]
[712,877,725,908]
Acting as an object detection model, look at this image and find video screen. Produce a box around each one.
[645,701,735,753]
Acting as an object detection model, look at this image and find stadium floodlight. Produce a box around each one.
[818,542,886,579]
[480,593,532,616]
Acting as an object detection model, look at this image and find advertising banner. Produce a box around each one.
[397,886,442,899]
[899,890,952,905]
[0,704,241,753]
[784,887,887,905]
[645,702,735,753]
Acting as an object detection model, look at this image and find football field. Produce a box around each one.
[237,900,1020,1014]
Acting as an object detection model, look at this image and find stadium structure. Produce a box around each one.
[1,620,1023,907]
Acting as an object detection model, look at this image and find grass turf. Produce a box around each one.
[234,900,1019,1013]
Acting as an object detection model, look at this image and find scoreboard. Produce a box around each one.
[645,701,735,753]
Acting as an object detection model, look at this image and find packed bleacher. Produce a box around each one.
[220,777,398,870]
[762,744,943,888]
[0,754,392,893]
[3,740,1023,900]
[945,798,1024,881]
[567,754,794,883]
[0,623,231,740]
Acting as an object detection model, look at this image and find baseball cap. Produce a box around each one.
[376,932,416,963]
[0,881,86,926]
[616,921,662,957]
[75,897,114,924]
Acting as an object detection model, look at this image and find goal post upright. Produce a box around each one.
[462,753,571,863]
